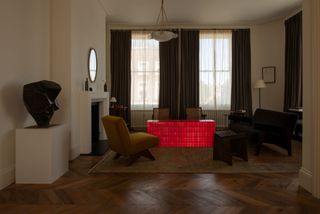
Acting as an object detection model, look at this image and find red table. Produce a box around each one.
[147,120,216,147]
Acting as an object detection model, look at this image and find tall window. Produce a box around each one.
[131,31,160,110]
[199,30,232,110]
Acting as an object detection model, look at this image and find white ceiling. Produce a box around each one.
[101,0,302,26]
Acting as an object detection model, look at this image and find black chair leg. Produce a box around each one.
[288,143,292,156]
[255,142,262,156]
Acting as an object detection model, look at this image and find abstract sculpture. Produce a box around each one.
[23,80,61,127]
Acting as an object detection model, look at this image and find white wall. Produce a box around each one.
[300,0,320,198]
[70,0,107,158]
[51,0,107,159]
[0,0,108,189]
[251,19,285,112]
[300,0,313,193]
[0,0,51,189]
[50,0,72,159]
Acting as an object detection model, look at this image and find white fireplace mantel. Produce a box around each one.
[79,91,109,154]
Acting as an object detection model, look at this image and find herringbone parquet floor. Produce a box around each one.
[0,155,319,214]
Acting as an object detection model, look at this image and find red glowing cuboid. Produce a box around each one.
[147,120,216,147]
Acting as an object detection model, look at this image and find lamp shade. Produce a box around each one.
[110,97,117,103]
[254,80,266,89]
[151,31,178,42]
[151,0,178,43]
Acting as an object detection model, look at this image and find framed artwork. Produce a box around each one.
[262,66,276,83]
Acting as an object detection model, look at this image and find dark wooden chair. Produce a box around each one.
[152,108,170,120]
[186,107,207,120]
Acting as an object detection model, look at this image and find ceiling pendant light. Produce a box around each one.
[151,0,178,42]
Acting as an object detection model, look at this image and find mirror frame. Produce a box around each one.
[88,48,98,83]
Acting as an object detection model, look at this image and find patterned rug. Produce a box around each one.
[90,141,301,174]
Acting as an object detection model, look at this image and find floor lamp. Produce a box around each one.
[254,80,266,108]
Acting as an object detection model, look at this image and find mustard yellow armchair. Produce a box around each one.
[101,115,159,165]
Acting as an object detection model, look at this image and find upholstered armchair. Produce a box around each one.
[102,115,159,165]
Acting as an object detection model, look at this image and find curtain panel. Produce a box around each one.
[284,12,303,112]
[131,31,160,111]
[231,29,252,116]
[199,30,232,110]
[180,29,200,119]
[110,30,132,124]
[159,30,179,119]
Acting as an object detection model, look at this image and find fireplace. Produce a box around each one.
[90,103,108,155]
[79,91,109,154]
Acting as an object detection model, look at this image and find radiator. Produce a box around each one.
[203,110,230,128]
[131,110,153,129]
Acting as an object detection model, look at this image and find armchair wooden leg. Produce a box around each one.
[142,150,155,160]
[127,154,140,166]
[126,150,156,166]
[113,153,121,160]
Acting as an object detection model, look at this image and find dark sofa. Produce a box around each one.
[229,108,298,156]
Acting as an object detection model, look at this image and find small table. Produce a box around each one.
[213,130,248,165]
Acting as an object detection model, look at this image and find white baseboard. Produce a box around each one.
[299,167,313,192]
[0,166,15,190]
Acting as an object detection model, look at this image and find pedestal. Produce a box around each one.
[15,125,69,184]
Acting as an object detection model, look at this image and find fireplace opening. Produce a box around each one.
[90,102,108,155]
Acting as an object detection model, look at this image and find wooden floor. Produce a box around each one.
[0,155,319,214]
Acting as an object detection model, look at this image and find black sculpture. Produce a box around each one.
[23,80,61,127]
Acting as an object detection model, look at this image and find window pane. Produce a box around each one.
[199,30,232,110]
[131,31,159,110]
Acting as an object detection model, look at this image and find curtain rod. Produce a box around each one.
[110,28,248,31]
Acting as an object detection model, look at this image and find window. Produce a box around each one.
[131,31,160,110]
[199,30,232,110]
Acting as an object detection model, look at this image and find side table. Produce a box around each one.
[213,130,248,165]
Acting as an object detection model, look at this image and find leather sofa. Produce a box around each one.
[229,108,298,156]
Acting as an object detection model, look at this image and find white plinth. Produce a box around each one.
[15,125,69,184]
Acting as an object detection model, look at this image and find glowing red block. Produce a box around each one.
[147,120,216,147]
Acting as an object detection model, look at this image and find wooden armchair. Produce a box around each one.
[152,108,170,120]
[186,107,207,120]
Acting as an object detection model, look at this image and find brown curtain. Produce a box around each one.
[110,30,131,124]
[284,12,303,112]
[180,29,199,119]
[159,31,179,119]
[231,29,252,116]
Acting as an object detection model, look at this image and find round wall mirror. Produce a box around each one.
[88,48,97,82]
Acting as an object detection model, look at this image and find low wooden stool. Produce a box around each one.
[213,130,248,165]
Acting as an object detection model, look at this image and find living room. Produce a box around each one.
[0,0,320,212]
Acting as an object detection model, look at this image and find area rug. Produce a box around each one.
[89,141,301,174]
